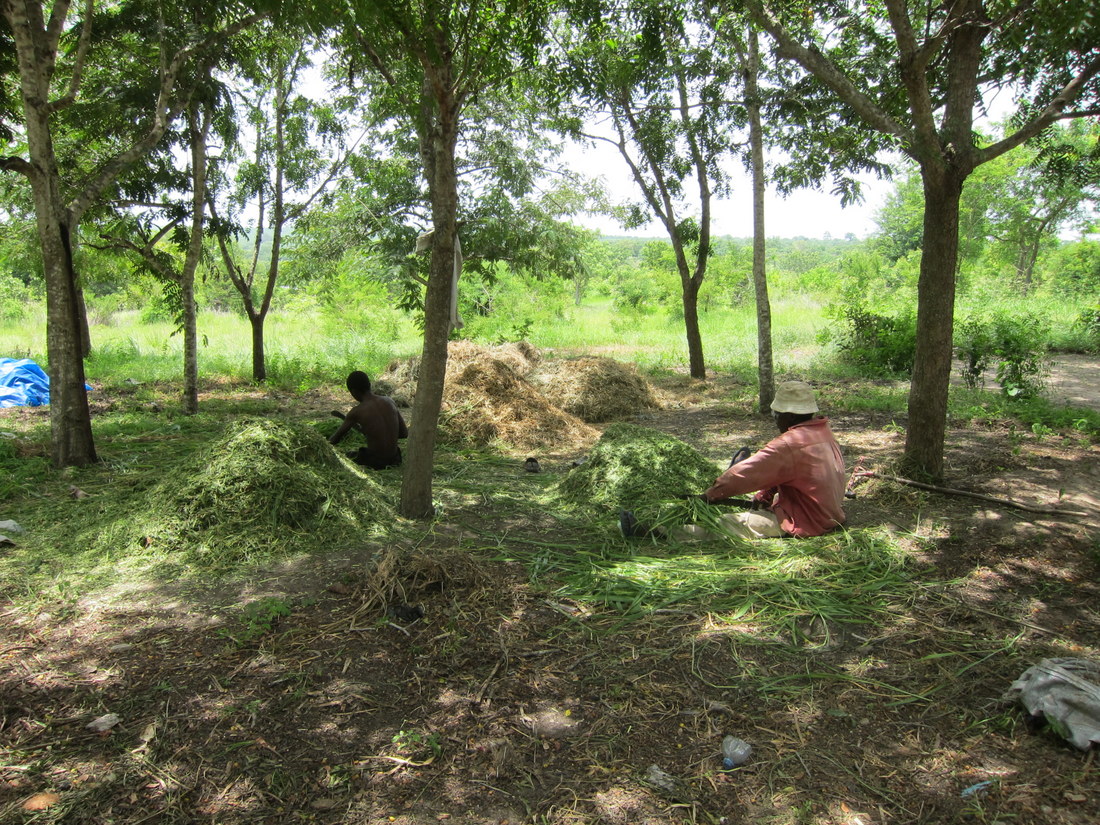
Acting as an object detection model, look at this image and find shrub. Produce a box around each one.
[1074,304,1100,354]
[0,271,32,321]
[824,301,916,377]
[992,312,1052,398]
[955,315,994,389]
[954,311,1052,398]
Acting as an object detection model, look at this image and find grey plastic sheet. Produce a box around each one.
[1005,658,1100,751]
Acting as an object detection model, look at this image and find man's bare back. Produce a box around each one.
[330,371,408,470]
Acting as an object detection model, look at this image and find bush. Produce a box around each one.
[955,315,995,389]
[824,301,916,377]
[954,311,1052,398]
[0,271,32,321]
[1074,304,1100,354]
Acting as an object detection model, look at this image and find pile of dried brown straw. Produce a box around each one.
[377,342,659,452]
[531,356,659,422]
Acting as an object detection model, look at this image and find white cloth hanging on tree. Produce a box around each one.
[413,228,464,333]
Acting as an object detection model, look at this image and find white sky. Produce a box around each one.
[563,137,896,241]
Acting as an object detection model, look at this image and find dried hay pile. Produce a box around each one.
[531,356,658,422]
[91,418,395,568]
[556,422,720,512]
[376,340,542,406]
[441,359,597,451]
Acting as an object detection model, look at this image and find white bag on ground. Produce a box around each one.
[1005,658,1100,750]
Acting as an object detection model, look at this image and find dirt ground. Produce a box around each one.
[2,366,1099,825]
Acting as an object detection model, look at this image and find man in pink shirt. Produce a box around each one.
[621,381,846,540]
[699,380,847,538]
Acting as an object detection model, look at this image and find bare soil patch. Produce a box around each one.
[2,370,1099,824]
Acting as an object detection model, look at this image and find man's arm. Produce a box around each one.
[329,414,357,445]
[704,444,791,502]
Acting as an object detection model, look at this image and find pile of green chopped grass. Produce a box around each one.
[555,422,720,514]
[90,417,396,570]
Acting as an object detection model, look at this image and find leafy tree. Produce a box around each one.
[210,27,350,382]
[1046,239,1100,297]
[326,0,553,518]
[552,1,739,379]
[747,0,1100,478]
[289,81,593,319]
[875,121,1099,292]
[94,99,215,414]
[0,0,265,467]
[984,120,1100,291]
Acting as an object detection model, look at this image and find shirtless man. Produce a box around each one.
[330,371,408,470]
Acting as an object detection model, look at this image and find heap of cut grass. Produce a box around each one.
[531,356,658,422]
[91,418,396,569]
[441,359,598,451]
[556,422,720,512]
[377,339,542,406]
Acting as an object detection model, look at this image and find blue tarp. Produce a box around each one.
[0,358,53,407]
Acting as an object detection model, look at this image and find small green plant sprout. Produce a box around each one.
[224,596,292,645]
[1030,422,1055,439]
[883,420,905,434]
[391,728,443,762]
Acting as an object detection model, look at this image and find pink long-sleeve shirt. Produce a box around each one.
[704,417,846,537]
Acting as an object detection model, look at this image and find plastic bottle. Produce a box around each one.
[721,735,752,769]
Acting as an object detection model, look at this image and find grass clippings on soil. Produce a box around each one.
[543,526,915,628]
[2,369,1100,825]
[0,418,398,602]
[107,417,397,568]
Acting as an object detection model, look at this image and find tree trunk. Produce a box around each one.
[74,277,92,357]
[42,215,98,467]
[682,276,705,379]
[181,104,209,414]
[400,73,460,519]
[181,276,198,413]
[746,27,774,413]
[902,165,965,479]
[250,313,266,382]
[5,2,97,467]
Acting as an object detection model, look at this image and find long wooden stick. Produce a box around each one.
[855,470,1084,517]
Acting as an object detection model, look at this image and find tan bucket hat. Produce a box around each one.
[770,381,818,414]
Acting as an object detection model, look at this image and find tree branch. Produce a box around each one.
[856,470,1086,517]
[883,0,939,150]
[976,52,1100,165]
[744,0,909,145]
[66,12,267,223]
[47,0,94,114]
[0,155,34,176]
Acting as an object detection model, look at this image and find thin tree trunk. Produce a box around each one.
[746,27,774,413]
[401,73,459,519]
[250,313,266,382]
[682,276,705,378]
[903,165,965,479]
[181,103,209,414]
